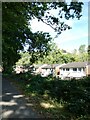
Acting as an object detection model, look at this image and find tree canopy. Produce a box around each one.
[16,43,88,67]
[2,2,83,72]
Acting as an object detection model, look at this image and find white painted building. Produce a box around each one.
[59,62,89,79]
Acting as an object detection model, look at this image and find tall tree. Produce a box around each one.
[2,2,83,72]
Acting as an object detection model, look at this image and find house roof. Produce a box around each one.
[52,64,60,68]
[34,64,43,69]
[42,64,52,69]
[60,61,90,68]
[34,64,65,69]
[42,64,64,69]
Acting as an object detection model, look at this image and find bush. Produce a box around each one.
[10,72,90,118]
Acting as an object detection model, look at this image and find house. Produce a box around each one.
[51,64,66,77]
[59,61,90,79]
[41,64,52,77]
[32,62,90,78]
[34,64,48,74]
[14,65,33,74]
[15,65,24,74]
[41,64,65,77]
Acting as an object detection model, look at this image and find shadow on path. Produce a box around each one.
[1,78,42,118]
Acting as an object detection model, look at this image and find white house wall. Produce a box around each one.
[60,68,86,79]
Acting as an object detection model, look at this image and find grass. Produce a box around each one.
[3,72,90,120]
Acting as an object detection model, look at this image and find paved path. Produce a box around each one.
[1,77,42,118]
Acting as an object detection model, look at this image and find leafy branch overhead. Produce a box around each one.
[2,2,83,72]
[27,2,83,34]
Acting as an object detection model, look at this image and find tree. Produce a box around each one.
[2,3,28,72]
[2,2,83,72]
[35,42,77,64]
[27,31,52,63]
[87,45,90,62]
[16,52,31,66]
[79,44,86,54]
[78,44,88,62]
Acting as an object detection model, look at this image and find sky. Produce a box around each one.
[30,1,88,52]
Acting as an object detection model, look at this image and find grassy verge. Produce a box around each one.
[3,72,90,120]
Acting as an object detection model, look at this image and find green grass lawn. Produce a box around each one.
[3,72,90,120]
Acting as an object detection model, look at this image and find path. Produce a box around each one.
[1,77,42,118]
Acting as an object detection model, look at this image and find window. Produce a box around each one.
[66,68,69,71]
[73,68,77,71]
[63,68,65,71]
[78,68,81,71]
[82,68,85,71]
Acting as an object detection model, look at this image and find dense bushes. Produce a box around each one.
[24,75,90,117]
[7,72,90,119]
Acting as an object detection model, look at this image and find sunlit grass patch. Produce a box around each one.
[40,102,55,109]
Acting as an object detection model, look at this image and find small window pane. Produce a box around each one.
[73,68,77,71]
[63,68,65,71]
[66,68,69,71]
[78,68,81,71]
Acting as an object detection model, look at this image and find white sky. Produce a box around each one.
[30,2,88,52]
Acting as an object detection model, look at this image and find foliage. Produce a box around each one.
[77,44,88,62]
[28,31,52,63]
[9,72,90,119]
[79,44,86,54]
[2,2,83,72]
[16,52,31,66]
[35,44,88,64]
[2,3,51,72]
[87,45,90,61]
[35,42,76,64]
[26,76,90,118]
[16,43,88,66]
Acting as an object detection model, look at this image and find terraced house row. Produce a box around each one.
[15,61,90,79]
